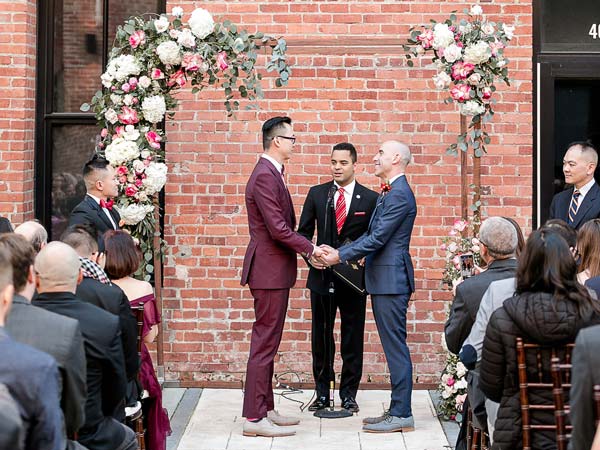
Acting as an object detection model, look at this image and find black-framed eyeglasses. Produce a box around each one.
[274,136,296,144]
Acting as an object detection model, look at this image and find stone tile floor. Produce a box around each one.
[164,388,457,450]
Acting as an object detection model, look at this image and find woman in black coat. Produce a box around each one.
[480,228,600,450]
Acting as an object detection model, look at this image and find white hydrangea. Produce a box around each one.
[104,138,140,165]
[460,100,486,116]
[154,15,170,33]
[156,41,181,65]
[122,125,140,141]
[470,5,483,16]
[432,23,455,50]
[143,162,168,195]
[101,72,114,88]
[464,41,492,65]
[443,44,462,63]
[104,108,118,124]
[105,54,141,82]
[141,95,166,123]
[116,203,155,225]
[177,28,197,48]
[171,6,184,18]
[188,8,214,39]
[433,71,452,89]
[502,23,515,40]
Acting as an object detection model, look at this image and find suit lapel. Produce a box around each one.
[260,158,295,226]
[573,183,599,229]
[87,195,116,230]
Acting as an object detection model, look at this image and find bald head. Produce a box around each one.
[375,140,412,180]
[14,221,48,254]
[35,241,81,293]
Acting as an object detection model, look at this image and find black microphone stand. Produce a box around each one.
[314,184,352,419]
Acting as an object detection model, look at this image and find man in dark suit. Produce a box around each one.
[444,217,518,355]
[0,383,24,450]
[0,246,65,450]
[570,324,600,450]
[62,224,139,392]
[298,142,378,413]
[320,140,417,433]
[0,216,13,233]
[549,141,600,229]
[241,116,323,438]
[69,155,121,248]
[1,233,87,445]
[32,242,137,450]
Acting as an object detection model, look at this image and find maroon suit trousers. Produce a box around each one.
[242,288,290,418]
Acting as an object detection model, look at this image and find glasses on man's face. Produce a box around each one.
[274,136,296,144]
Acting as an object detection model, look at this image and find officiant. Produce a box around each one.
[298,142,378,413]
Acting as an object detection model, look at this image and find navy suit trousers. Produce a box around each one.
[371,294,413,418]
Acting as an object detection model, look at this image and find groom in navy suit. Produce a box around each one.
[320,140,417,433]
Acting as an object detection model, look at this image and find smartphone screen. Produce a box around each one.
[460,253,475,279]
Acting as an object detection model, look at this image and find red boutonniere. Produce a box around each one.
[380,181,391,195]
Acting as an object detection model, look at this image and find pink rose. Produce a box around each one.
[489,41,505,57]
[451,61,475,80]
[450,84,471,102]
[440,244,447,251]
[119,175,128,184]
[116,166,128,176]
[182,53,203,72]
[416,29,434,49]
[453,219,468,232]
[121,83,131,93]
[151,68,164,80]
[216,51,229,71]
[129,30,146,49]
[128,77,138,89]
[167,68,186,88]
[100,128,108,138]
[145,131,162,149]
[482,87,492,100]
[117,106,139,125]
[132,97,139,104]
[125,185,138,197]
[134,178,143,187]
[114,126,125,136]
[446,376,455,387]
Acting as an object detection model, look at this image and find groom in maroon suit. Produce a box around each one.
[241,116,323,437]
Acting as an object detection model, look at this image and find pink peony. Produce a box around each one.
[416,29,434,49]
[117,106,139,125]
[129,30,146,49]
[450,84,471,102]
[125,185,138,197]
[482,87,492,100]
[216,51,229,70]
[167,68,186,87]
[451,61,475,80]
[446,376,455,387]
[151,68,164,80]
[145,131,162,149]
[116,166,128,176]
[182,53,203,72]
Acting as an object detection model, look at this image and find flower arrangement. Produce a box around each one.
[438,353,468,422]
[81,6,290,278]
[404,5,514,157]
[440,218,481,287]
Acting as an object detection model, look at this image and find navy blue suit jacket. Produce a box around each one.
[338,175,416,295]
[549,182,600,229]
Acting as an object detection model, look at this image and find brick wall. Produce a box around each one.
[0,0,36,223]
[161,0,533,386]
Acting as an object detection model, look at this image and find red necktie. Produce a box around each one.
[335,187,347,234]
[100,198,114,210]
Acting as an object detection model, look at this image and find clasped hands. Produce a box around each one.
[309,245,365,270]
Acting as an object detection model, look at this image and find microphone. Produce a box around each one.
[326,184,337,206]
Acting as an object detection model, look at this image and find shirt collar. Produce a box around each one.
[576,178,595,197]
[388,174,405,185]
[87,193,101,205]
[261,154,283,174]
[334,179,356,196]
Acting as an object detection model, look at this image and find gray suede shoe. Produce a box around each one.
[362,415,415,433]
[362,410,390,425]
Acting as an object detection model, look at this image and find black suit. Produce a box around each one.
[444,258,518,355]
[0,217,13,233]
[298,180,378,399]
[33,292,129,450]
[69,195,120,248]
[549,182,600,229]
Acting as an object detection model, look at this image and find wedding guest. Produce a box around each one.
[14,220,48,253]
[575,219,600,284]
[33,242,136,450]
[480,229,600,449]
[501,217,525,257]
[104,230,171,450]
[1,234,87,445]
[0,383,24,450]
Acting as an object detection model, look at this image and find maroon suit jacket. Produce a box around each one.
[241,157,313,289]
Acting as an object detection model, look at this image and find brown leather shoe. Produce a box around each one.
[267,409,300,426]
[242,418,296,437]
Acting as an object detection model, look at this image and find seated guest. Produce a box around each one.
[0,247,64,450]
[32,242,137,450]
[570,324,600,450]
[61,224,139,397]
[69,155,121,250]
[480,229,600,449]
[104,230,171,450]
[1,234,87,444]
[576,219,600,284]
[0,215,13,233]
[501,217,525,257]
[0,383,24,450]
[14,220,48,253]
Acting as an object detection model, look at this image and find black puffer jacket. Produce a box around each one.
[480,292,600,450]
